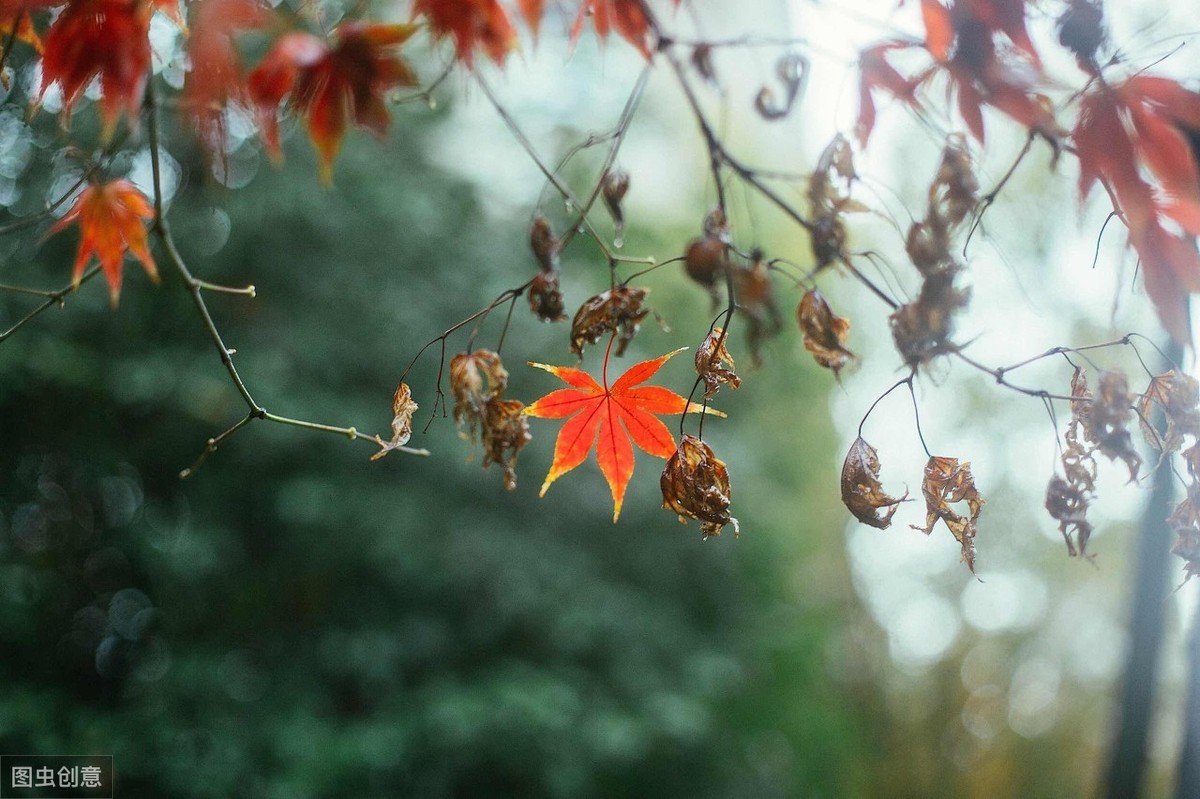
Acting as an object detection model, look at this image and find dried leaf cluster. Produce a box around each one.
[569,286,651,358]
[1137,371,1200,579]
[528,216,566,322]
[912,456,985,575]
[889,139,977,368]
[449,350,531,490]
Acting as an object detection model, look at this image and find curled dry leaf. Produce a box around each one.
[450,349,508,438]
[930,136,979,229]
[841,436,907,529]
[1094,369,1141,481]
[661,434,739,539]
[684,236,727,308]
[889,268,969,369]
[797,289,855,379]
[912,456,984,574]
[1045,473,1093,559]
[529,270,566,322]
[732,256,783,366]
[601,170,630,230]
[1137,370,1200,455]
[449,350,529,489]
[482,397,531,490]
[530,215,560,272]
[695,327,740,398]
[569,286,650,358]
[371,382,419,460]
[806,134,864,267]
[1170,481,1200,582]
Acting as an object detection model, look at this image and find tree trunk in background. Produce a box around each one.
[1179,588,1200,798]
[1105,337,1182,799]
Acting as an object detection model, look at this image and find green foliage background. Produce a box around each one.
[0,104,888,797]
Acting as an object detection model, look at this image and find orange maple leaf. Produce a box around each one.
[248,22,419,183]
[48,178,158,306]
[524,345,718,522]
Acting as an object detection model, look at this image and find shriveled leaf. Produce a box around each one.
[525,347,720,522]
[372,382,419,460]
[797,289,855,378]
[695,327,740,398]
[482,397,531,490]
[1045,473,1093,559]
[47,178,158,306]
[1137,370,1200,455]
[912,455,984,574]
[889,269,970,369]
[569,286,650,358]
[529,270,566,323]
[684,236,727,308]
[1170,482,1200,583]
[661,434,739,539]
[754,52,807,121]
[530,215,560,272]
[731,257,783,366]
[450,349,508,439]
[1086,369,1141,482]
[930,135,979,228]
[601,170,630,230]
[841,436,907,529]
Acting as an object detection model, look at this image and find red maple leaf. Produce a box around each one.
[1075,75,1200,343]
[412,0,516,65]
[570,0,683,59]
[523,345,716,521]
[182,0,271,155]
[247,22,419,183]
[39,0,152,135]
[47,178,158,306]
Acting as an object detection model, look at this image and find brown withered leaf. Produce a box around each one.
[529,270,566,322]
[1137,370,1200,455]
[684,236,726,308]
[570,286,650,358]
[912,456,984,574]
[929,135,979,229]
[695,327,740,398]
[1169,481,1200,583]
[889,268,969,369]
[754,52,807,120]
[797,288,856,378]
[731,256,783,366]
[450,349,508,439]
[530,215,560,272]
[371,382,419,461]
[482,397,531,491]
[1045,473,1094,559]
[601,170,630,229]
[841,436,908,529]
[661,434,739,539]
[1088,369,1141,482]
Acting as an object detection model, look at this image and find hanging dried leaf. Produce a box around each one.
[601,170,630,228]
[732,256,783,366]
[684,236,727,308]
[481,397,531,490]
[1170,480,1200,582]
[930,135,979,228]
[841,437,907,529]
[695,327,740,398]
[450,349,508,439]
[529,270,566,322]
[797,289,855,378]
[371,382,419,460]
[1086,369,1141,482]
[661,434,739,539]
[912,455,985,574]
[889,268,970,369]
[1045,473,1093,558]
[569,286,650,358]
[530,215,560,272]
[806,134,862,268]
[1137,370,1200,455]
